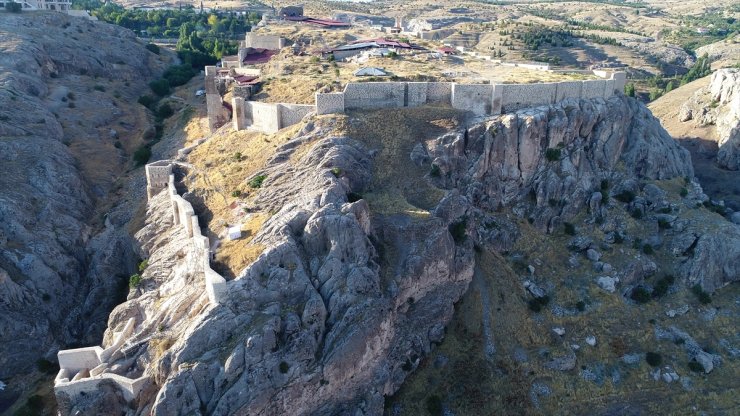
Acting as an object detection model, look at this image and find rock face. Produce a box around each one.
[679,69,740,170]
[71,93,740,415]
[428,95,693,233]
[0,12,165,397]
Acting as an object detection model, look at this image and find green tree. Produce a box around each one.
[625,83,636,97]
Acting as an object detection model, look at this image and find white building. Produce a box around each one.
[1,0,72,12]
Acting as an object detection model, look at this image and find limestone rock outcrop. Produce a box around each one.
[679,69,740,170]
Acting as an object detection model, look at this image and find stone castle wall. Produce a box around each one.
[55,318,147,403]
[215,69,626,133]
[313,71,626,116]
[231,99,316,133]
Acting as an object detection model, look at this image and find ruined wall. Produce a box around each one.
[244,33,284,50]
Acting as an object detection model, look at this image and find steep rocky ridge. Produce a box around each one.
[0,12,168,412]
[64,94,738,414]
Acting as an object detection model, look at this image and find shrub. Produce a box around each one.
[138,259,148,272]
[347,192,363,203]
[576,300,586,312]
[688,360,705,373]
[680,187,688,197]
[615,190,635,203]
[279,361,289,373]
[6,1,23,12]
[67,92,75,100]
[36,358,58,374]
[157,102,175,119]
[149,78,171,96]
[430,164,441,178]
[652,274,675,298]
[528,295,550,313]
[545,148,561,161]
[449,218,467,244]
[248,175,266,189]
[42,293,51,302]
[68,102,76,108]
[642,244,654,255]
[231,190,242,197]
[163,64,198,87]
[563,222,576,235]
[426,395,443,416]
[331,167,342,177]
[133,146,151,166]
[691,284,711,304]
[93,85,106,92]
[645,352,662,367]
[613,231,624,244]
[233,152,243,161]
[630,209,643,219]
[658,219,671,229]
[138,95,157,108]
[129,273,142,288]
[630,286,652,304]
[145,43,161,54]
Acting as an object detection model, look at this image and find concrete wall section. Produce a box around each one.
[344,82,405,110]
[250,102,281,133]
[406,82,428,107]
[57,347,103,373]
[316,92,345,115]
[555,81,583,102]
[233,97,246,131]
[451,83,493,116]
[500,82,557,113]
[279,104,314,129]
[611,72,626,94]
[582,79,607,99]
[426,82,452,104]
[604,79,616,98]
[491,84,503,115]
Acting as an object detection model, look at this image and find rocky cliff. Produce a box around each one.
[0,12,167,411]
[61,94,739,414]
[679,69,740,170]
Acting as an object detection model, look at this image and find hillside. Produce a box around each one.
[0,11,170,414]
